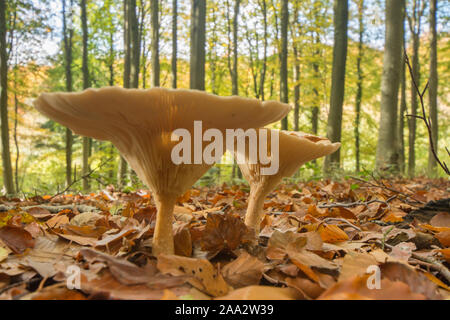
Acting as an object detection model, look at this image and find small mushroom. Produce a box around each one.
[234,129,340,234]
[34,87,290,255]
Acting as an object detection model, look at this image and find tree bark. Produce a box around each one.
[354,0,364,173]
[171,0,177,88]
[398,21,407,174]
[375,0,404,172]
[0,0,14,195]
[293,3,300,132]
[324,0,348,174]
[259,0,267,101]
[280,0,289,130]
[62,0,74,188]
[407,0,426,177]
[129,0,140,89]
[190,0,206,90]
[119,0,131,187]
[81,0,91,192]
[151,0,160,87]
[428,0,438,176]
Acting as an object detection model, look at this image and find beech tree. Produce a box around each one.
[190,0,206,90]
[324,0,348,174]
[375,0,405,172]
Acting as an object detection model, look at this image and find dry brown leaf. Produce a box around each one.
[339,251,379,282]
[318,224,349,243]
[319,275,426,300]
[435,230,450,247]
[0,226,35,254]
[216,285,303,300]
[157,254,229,297]
[221,252,264,288]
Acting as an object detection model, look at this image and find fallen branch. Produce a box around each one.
[0,204,100,213]
[318,195,396,209]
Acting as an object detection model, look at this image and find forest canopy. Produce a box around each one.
[0,0,448,195]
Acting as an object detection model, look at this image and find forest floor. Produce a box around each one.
[0,177,449,300]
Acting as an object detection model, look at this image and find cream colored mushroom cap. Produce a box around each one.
[237,129,340,191]
[277,130,341,177]
[34,87,291,141]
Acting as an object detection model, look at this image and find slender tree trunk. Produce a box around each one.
[151,0,160,87]
[407,0,426,177]
[190,0,206,90]
[129,0,140,89]
[0,0,14,195]
[81,0,91,192]
[13,65,19,193]
[119,0,131,187]
[311,34,320,136]
[62,0,74,188]
[280,0,289,130]
[259,0,267,101]
[324,0,348,174]
[292,3,300,132]
[109,28,115,86]
[375,0,404,172]
[397,14,407,174]
[172,0,177,88]
[428,0,438,176]
[354,0,364,173]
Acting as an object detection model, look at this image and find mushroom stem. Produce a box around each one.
[244,186,268,235]
[153,195,176,256]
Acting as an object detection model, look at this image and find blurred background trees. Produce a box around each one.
[0,0,448,195]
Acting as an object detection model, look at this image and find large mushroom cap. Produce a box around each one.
[34,87,291,141]
[34,87,291,198]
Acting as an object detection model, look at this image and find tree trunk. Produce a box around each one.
[398,21,407,174]
[324,0,348,174]
[311,33,320,136]
[375,0,404,172]
[259,0,267,101]
[0,0,14,195]
[172,0,177,88]
[280,0,289,130]
[428,0,438,176]
[119,0,131,188]
[81,0,91,192]
[129,0,140,89]
[353,0,364,173]
[190,0,206,90]
[292,3,300,132]
[407,0,426,177]
[151,0,160,87]
[62,0,74,188]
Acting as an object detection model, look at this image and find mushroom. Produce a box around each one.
[34,87,291,255]
[233,129,340,234]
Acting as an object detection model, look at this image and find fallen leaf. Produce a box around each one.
[338,251,379,282]
[318,275,426,300]
[0,226,35,254]
[221,252,264,288]
[157,254,229,297]
[318,224,349,243]
[435,230,450,247]
[216,285,303,300]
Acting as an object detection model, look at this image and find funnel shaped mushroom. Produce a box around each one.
[234,129,340,234]
[34,87,291,255]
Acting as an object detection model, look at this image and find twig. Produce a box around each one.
[0,204,99,213]
[373,240,450,284]
[349,176,424,205]
[318,195,396,209]
[322,217,362,232]
[49,157,114,200]
[404,51,449,175]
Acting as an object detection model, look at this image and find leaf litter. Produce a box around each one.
[0,178,449,300]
